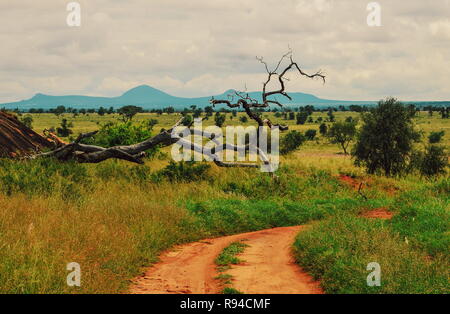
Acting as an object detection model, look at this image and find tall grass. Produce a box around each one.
[0,144,447,293]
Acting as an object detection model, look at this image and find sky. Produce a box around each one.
[1,0,449,103]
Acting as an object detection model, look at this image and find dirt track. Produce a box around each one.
[130,226,322,294]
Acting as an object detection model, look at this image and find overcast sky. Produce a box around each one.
[1,0,449,103]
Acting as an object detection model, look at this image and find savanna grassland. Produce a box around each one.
[0,110,448,294]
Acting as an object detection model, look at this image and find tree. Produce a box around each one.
[204,106,214,117]
[296,112,308,125]
[214,113,226,127]
[118,105,142,122]
[98,107,107,116]
[327,108,335,122]
[239,116,248,123]
[193,108,203,118]
[20,115,34,129]
[56,119,73,137]
[319,123,328,136]
[164,106,175,114]
[182,114,193,126]
[327,121,356,154]
[353,98,421,176]
[53,105,66,117]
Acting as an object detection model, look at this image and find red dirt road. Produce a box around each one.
[129,226,322,294]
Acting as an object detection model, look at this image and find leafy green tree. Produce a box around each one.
[56,119,73,137]
[214,114,226,127]
[98,107,107,116]
[164,106,175,114]
[327,109,335,122]
[296,112,308,125]
[327,121,356,155]
[319,123,328,136]
[204,106,214,117]
[353,98,421,176]
[53,105,66,116]
[182,114,193,126]
[118,105,142,122]
[193,108,203,118]
[20,115,33,129]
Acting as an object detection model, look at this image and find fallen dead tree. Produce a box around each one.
[0,111,53,158]
[33,51,325,169]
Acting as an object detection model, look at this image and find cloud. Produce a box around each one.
[0,0,449,103]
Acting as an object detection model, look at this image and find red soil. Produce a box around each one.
[129,226,322,294]
[338,174,361,189]
[361,208,394,220]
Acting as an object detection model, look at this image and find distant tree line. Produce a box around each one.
[2,103,449,119]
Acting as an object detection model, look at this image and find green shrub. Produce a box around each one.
[280,131,305,155]
[417,145,448,178]
[152,161,210,183]
[305,129,317,140]
[83,120,159,158]
[428,131,445,144]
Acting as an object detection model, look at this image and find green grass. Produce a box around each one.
[221,287,244,294]
[214,241,249,293]
[0,111,447,293]
[293,180,449,294]
[215,241,249,268]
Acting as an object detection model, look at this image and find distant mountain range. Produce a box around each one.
[1,84,448,110]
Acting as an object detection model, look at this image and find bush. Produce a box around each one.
[305,129,317,141]
[56,119,73,137]
[152,161,211,183]
[239,116,248,123]
[280,131,305,155]
[417,145,448,178]
[215,114,226,127]
[83,121,159,158]
[428,131,445,144]
[296,112,308,125]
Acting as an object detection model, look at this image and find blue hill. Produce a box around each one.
[1,84,375,110]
